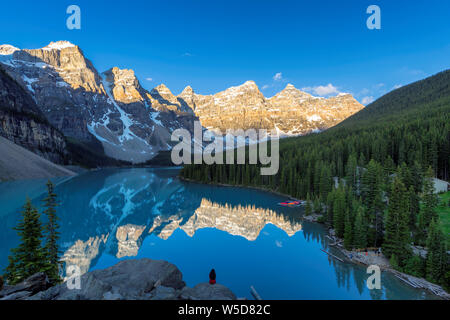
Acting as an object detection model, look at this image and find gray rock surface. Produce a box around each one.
[31,258,185,300]
[0,272,50,300]
[180,283,237,300]
[25,258,236,300]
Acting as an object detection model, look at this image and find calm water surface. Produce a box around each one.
[0,168,438,299]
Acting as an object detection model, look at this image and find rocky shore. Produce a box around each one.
[0,259,237,300]
[323,227,450,300]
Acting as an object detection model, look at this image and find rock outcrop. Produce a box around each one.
[0,259,236,300]
[0,273,50,300]
[0,66,68,164]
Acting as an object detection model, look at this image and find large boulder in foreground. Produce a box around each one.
[26,259,236,300]
[31,259,185,300]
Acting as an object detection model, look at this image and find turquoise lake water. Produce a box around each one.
[0,168,438,299]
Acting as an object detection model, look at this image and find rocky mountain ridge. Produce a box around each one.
[180,81,364,135]
[0,41,364,164]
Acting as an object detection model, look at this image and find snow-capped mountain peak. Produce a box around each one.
[0,44,20,55]
[43,41,76,51]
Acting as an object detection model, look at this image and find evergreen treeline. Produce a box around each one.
[4,181,62,285]
[320,165,448,289]
[181,70,450,290]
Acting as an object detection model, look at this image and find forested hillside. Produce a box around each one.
[181,69,450,194]
[181,70,450,289]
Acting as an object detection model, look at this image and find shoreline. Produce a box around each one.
[180,176,450,300]
[324,229,450,300]
[179,176,302,201]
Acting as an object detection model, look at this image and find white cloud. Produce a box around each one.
[302,83,340,96]
[273,72,283,81]
[275,240,283,248]
[145,77,153,81]
[393,84,403,89]
[182,52,193,57]
[262,85,270,90]
[361,96,375,105]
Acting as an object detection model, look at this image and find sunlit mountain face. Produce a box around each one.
[0,168,438,299]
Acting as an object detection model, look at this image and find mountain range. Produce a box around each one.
[181,69,450,191]
[0,41,364,167]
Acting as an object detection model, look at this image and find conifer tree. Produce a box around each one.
[305,193,312,216]
[404,255,425,278]
[344,209,353,250]
[383,156,396,175]
[358,152,366,167]
[333,188,346,237]
[326,190,335,225]
[319,165,333,201]
[411,161,423,194]
[345,153,358,193]
[4,198,46,285]
[353,206,367,249]
[390,254,400,270]
[383,177,411,267]
[42,181,62,284]
[406,185,420,232]
[398,163,413,190]
[418,167,439,238]
[361,160,385,246]
[313,196,321,214]
[425,219,446,284]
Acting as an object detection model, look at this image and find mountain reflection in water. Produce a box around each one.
[0,168,439,300]
[60,169,304,274]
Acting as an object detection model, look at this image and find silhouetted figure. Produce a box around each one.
[209,269,216,285]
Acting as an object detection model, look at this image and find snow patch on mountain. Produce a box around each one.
[43,41,76,51]
[307,114,322,122]
[0,44,20,55]
[22,75,37,94]
[150,111,163,127]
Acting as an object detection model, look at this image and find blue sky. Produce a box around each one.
[1,0,449,104]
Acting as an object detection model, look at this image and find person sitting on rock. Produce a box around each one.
[209,269,216,285]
